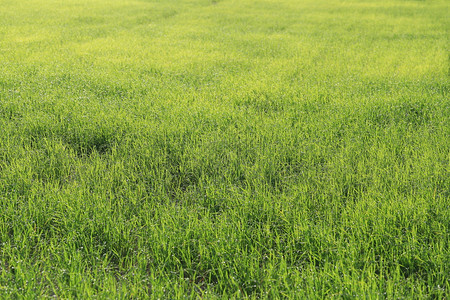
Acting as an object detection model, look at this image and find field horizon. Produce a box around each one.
[0,0,449,298]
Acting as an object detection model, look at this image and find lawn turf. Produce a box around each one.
[0,0,449,298]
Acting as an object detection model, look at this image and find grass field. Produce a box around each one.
[0,0,449,298]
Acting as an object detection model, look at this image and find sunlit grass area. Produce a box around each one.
[0,0,448,298]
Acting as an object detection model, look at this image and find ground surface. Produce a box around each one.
[0,0,449,298]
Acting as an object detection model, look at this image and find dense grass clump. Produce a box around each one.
[0,0,449,298]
